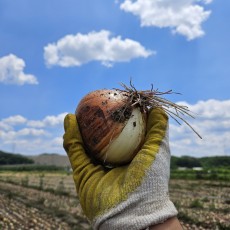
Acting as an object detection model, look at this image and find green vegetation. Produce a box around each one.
[170,155,230,181]
[0,164,68,172]
[1,150,230,181]
[189,199,203,208]
[171,155,230,169]
[171,155,201,169]
[0,150,34,165]
[200,156,230,168]
[171,168,230,180]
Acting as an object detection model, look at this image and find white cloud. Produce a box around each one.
[0,54,38,85]
[27,113,67,128]
[44,30,154,67]
[0,115,27,132]
[17,128,48,137]
[2,128,48,140]
[0,99,230,157]
[178,99,230,119]
[170,99,230,157]
[0,123,12,132]
[2,115,27,126]
[120,0,212,40]
[203,0,213,4]
[0,113,67,155]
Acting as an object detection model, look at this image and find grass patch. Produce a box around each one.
[178,211,195,224]
[189,199,203,208]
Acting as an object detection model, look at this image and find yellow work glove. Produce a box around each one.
[63,108,178,230]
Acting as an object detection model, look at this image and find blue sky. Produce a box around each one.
[0,0,229,157]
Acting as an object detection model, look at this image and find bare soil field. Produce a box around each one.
[0,172,229,230]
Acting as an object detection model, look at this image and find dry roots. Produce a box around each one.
[115,81,202,139]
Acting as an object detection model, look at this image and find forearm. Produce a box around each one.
[149,217,183,230]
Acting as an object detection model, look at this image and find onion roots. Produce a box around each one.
[117,81,202,139]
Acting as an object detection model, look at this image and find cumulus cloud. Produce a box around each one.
[44,30,154,67]
[179,99,230,119]
[0,100,230,157]
[203,0,213,4]
[0,54,38,85]
[0,115,27,132]
[120,0,212,40]
[0,113,67,155]
[170,99,230,157]
[2,115,27,126]
[27,113,67,128]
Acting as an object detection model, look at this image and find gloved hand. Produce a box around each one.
[63,108,178,230]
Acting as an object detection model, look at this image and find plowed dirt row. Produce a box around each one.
[0,181,91,230]
[0,173,229,229]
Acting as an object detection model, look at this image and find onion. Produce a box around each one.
[76,82,201,167]
[76,89,147,166]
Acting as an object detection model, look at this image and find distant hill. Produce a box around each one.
[0,150,34,165]
[0,150,70,167]
[28,153,70,167]
[1,149,229,169]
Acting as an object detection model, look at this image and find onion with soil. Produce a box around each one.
[76,89,147,166]
[75,82,201,167]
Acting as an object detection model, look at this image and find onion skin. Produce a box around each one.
[76,89,147,166]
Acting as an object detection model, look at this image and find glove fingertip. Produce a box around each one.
[147,107,168,132]
[148,107,167,118]
[64,114,76,131]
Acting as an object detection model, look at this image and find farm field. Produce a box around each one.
[0,172,229,230]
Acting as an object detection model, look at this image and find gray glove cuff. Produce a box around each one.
[95,198,177,230]
[93,128,178,230]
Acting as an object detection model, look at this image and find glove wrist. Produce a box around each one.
[94,198,177,230]
[93,130,178,230]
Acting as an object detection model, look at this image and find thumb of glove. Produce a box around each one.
[63,114,105,192]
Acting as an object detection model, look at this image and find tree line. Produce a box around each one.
[171,155,230,169]
[1,150,230,169]
[0,150,34,165]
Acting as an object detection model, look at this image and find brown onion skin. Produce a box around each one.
[75,89,146,166]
